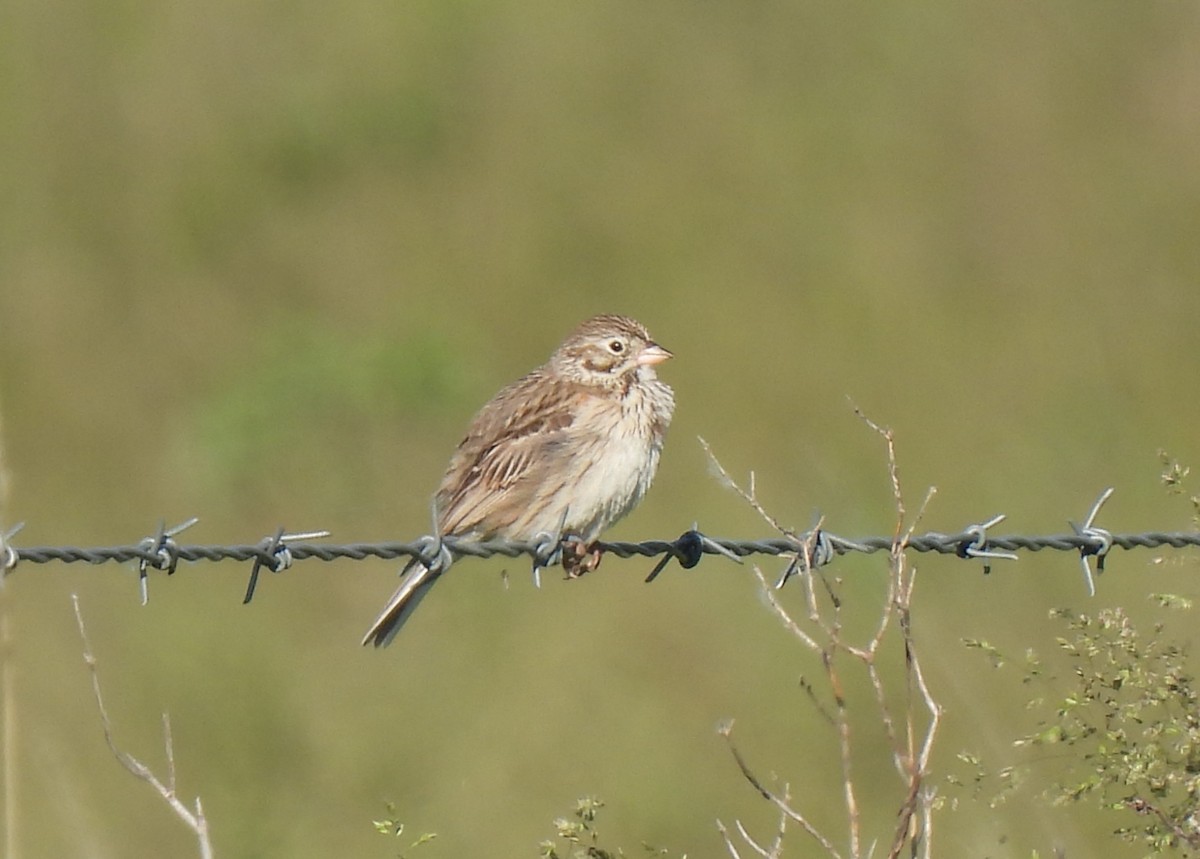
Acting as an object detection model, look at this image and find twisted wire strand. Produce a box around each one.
[8,529,1200,569]
[2,488,1191,604]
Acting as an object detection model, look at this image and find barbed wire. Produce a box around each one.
[0,488,1197,605]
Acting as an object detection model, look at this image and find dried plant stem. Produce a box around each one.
[72,596,213,859]
[0,402,14,859]
[706,408,943,859]
[720,722,843,859]
[1,610,14,859]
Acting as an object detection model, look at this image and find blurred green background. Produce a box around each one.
[3,1,1200,856]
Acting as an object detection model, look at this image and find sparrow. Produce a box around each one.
[362,314,674,646]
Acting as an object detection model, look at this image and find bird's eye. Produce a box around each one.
[608,339,625,354]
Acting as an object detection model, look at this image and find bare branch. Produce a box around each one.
[856,415,943,859]
[716,819,744,859]
[750,564,820,651]
[700,437,796,537]
[709,412,944,859]
[827,648,859,858]
[1123,797,1200,849]
[851,403,906,542]
[1,609,14,859]
[918,786,937,859]
[767,789,790,859]
[719,722,843,859]
[72,595,214,859]
[0,398,13,859]
[734,818,771,857]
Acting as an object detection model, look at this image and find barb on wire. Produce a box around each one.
[646,526,742,583]
[408,534,449,573]
[0,522,23,582]
[242,528,332,604]
[1070,487,1115,597]
[530,507,571,588]
[774,529,835,590]
[938,513,1020,575]
[5,488,1200,603]
[136,518,199,605]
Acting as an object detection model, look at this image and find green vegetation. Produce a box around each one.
[538,797,679,859]
[960,605,1200,855]
[373,802,437,858]
[955,462,1200,856]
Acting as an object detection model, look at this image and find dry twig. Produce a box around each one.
[706,409,944,859]
[0,404,14,859]
[72,595,213,859]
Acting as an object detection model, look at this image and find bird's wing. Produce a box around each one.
[435,371,584,536]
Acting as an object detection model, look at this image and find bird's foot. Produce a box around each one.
[562,538,603,578]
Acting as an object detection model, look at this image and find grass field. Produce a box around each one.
[3,2,1200,856]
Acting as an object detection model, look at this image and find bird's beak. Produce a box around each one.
[637,342,673,366]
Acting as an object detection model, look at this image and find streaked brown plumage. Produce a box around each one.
[362,314,675,647]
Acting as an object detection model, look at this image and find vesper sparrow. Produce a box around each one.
[362,314,675,647]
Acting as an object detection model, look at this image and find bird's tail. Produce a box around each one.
[361,560,441,648]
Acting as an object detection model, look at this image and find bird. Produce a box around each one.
[361,314,675,647]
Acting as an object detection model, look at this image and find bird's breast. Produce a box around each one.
[549,381,672,539]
